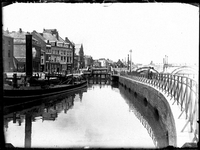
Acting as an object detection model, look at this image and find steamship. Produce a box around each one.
[3,35,87,108]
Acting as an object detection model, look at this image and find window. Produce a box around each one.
[8,50,10,57]
[69,57,71,63]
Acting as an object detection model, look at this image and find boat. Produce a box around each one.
[3,73,87,108]
[3,35,88,108]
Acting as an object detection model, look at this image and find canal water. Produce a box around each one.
[4,79,157,148]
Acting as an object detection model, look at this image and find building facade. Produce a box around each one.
[75,44,84,70]
[65,37,75,73]
[9,28,41,72]
[93,60,101,68]
[42,29,74,74]
[98,58,107,68]
[84,55,93,68]
[31,30,49,72]
[3,31,14,72]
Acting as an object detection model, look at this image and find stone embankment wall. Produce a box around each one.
[119,76,177,147]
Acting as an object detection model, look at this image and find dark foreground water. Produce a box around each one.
[4,81,157,148]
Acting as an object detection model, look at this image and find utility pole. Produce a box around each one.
[130,49,132,73]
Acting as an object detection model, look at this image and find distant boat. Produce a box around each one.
[3,74,87,108]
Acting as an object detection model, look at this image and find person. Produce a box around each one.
[13,74,18,88]
[149,70,153,79]
[147,68,150,79]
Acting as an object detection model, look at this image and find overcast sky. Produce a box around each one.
[3,3,199,64]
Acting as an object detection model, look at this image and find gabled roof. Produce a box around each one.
[65,37,74,46]
[3,30,12,38]
[9,28,30,39]
[42,32,58,42]
[58,36,65,43]
[32,30,46,41]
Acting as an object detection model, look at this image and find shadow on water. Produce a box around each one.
[3,87,87,116]
[119,84,169,148]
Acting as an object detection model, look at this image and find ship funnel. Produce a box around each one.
[26,34,33,77]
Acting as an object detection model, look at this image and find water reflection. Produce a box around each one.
[119,83,169,148]
[4,80,155,148]
[4,88,87,148]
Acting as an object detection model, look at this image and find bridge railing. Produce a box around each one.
[120,71,199,143]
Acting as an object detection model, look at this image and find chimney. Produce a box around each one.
[6,28,9,34]
[19,28,22,33]
[26,34,33,77]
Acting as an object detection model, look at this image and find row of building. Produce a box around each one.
[3,28,93,74]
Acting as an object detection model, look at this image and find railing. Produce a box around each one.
[120,71,199,143]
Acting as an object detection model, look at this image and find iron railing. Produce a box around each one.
[120,71,199,143]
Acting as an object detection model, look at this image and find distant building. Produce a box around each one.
[98,58,107,67]
[3,30,14,72]
[9,28,41,72]
[84,55,93,68]
[106,59,114,67]
[116,59,124,68]
[93,59,101,68]
[65,37,75,73]
[75,44,84,69]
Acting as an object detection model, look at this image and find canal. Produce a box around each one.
[4,79,158,148]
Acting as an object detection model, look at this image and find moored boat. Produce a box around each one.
[3,35,88,108]
[3,79,87,108]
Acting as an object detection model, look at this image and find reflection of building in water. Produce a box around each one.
[42,108,57,121]
[4,113,26,131]
[119,85,169,148]
[79,91,83,101]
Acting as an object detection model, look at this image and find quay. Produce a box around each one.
[111,67,198,148]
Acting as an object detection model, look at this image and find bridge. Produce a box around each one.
[82,67,111,79]
[112,66,198,148]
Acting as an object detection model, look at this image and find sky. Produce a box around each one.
[2,2,199,64]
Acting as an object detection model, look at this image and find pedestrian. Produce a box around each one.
[147,68,150,79]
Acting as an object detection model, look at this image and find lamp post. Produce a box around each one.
[130,49,132,73]
[127,54,129,71]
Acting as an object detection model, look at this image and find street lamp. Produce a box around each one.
[130,49,132,73]
[127,54,129,70]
